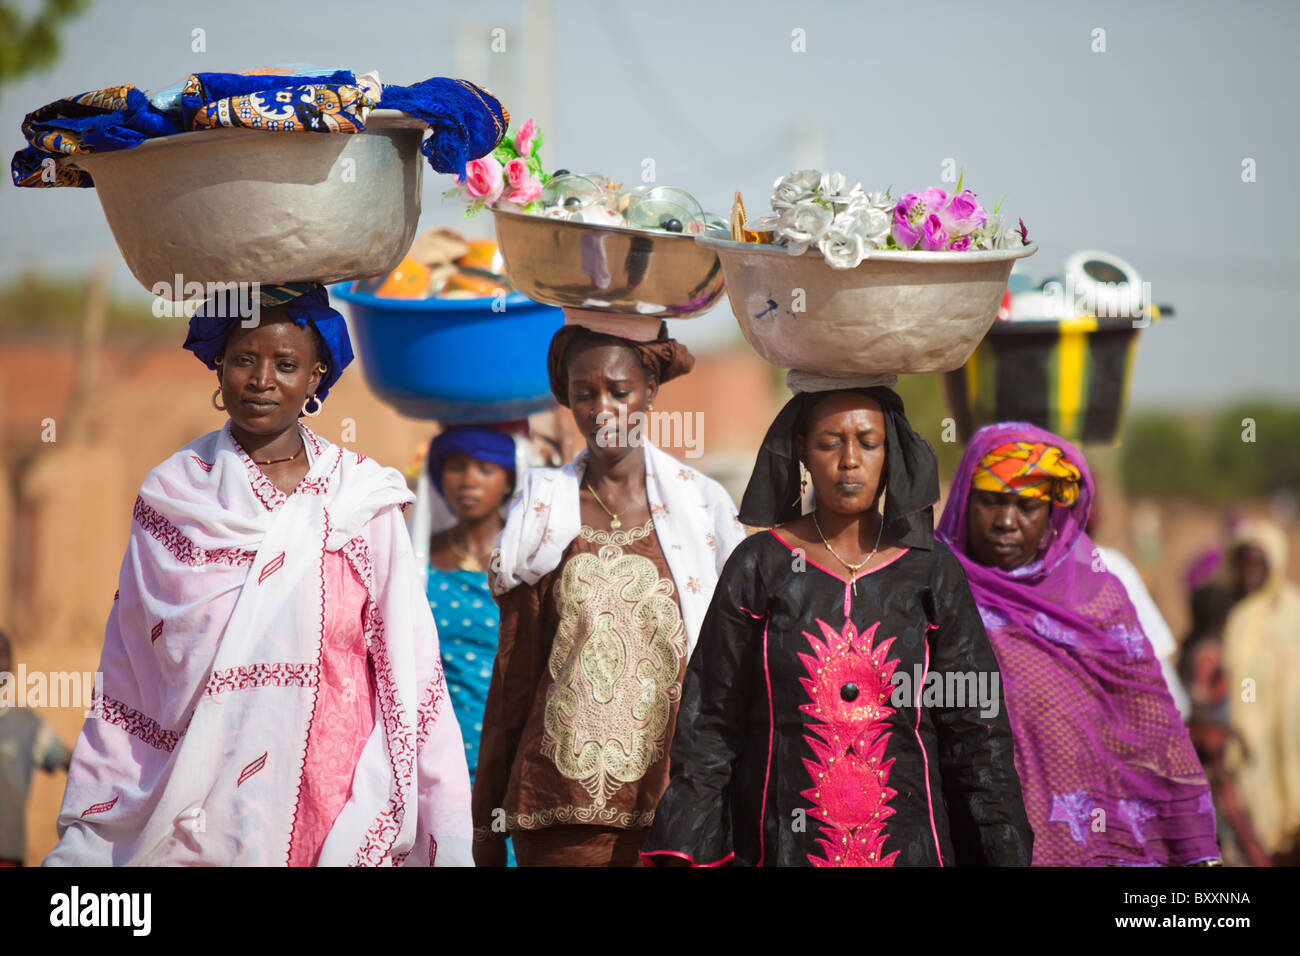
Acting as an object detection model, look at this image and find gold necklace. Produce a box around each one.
[585,482,625,530]
[447,535,490,573]
[813,511,885,596]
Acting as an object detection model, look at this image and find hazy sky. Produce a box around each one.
[1,0,1296,409]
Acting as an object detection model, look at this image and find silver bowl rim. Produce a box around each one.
[696,229,1038,264]
[489,201,712,245]
[64,108,426,168]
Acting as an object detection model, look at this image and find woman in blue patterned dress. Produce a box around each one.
[412,427,520,783]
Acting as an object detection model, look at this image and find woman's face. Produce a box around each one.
[219,314,322,437]
[966,490,1054,571]
[440,454,512,521]
[796,393,887,516]
[1231,542,1270,598]
[566,344,657,459]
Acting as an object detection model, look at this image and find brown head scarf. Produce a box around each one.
[546,322,695,407]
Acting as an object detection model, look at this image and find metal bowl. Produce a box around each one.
[489,204,725,317]
[66,110,425,296]
[697,232,1038,375]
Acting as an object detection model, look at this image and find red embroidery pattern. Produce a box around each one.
[96,692,184,752]
[191,455,213,472]
[343,534,415,867]
[229,423,288,512]
[302,425,324,457]
[150,620,163,643]
[204,662,319,697]
[286,508,328,866]
[237,751,268,787]
[133,497,257,568]
[415,663,447,750]
[82,796,118,817]
[798,618,900,867]
[355,452,366,465]
[259,551,286,584]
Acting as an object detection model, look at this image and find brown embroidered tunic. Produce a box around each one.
[473,519,687,848]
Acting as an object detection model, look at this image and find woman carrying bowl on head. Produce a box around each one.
[45,283,471,867]
[471,316,747,867]
[641,386,1034,867]
[936,421,1219,866]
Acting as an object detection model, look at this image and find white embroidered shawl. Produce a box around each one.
[45,423,471,867]
[489,441,746,658]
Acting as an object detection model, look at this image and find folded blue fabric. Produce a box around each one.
[378,78,508,175]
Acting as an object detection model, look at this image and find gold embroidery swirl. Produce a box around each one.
[542,537,685,807]
[578,519,654,547]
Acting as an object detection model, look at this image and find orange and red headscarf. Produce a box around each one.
[971,440,1082,506]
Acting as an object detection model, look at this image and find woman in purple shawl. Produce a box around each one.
[937,422,1219,866]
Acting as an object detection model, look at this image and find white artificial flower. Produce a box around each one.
[772,169,822,209]
[818,227,868,270]
[776,199,834,254]
[833,205,890,248]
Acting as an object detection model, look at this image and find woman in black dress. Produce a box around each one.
[641,388,1033,866]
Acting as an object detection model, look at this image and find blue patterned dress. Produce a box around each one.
[426,564,515,865]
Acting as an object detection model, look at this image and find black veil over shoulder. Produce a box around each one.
[738,386,940,550]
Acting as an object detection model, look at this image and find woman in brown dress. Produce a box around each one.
[471,319,746,866]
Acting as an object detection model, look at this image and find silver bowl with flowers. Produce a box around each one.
[703,172,1038,375]
[487,174,728,318]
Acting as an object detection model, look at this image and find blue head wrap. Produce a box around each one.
[426,427,517,495]
[183,282,354,408]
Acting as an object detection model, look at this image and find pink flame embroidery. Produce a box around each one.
[798,618,900,867]
[258,552,286,584]
[237,751,268,787]
[82,796,118,817]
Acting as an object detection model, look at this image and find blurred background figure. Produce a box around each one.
[1087,491,1189,719]
[1222,520,1300,866]
[0,630,72,866]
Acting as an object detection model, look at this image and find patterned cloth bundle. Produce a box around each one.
[11,67,508,188]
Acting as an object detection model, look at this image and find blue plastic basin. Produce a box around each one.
[330,283,564,422]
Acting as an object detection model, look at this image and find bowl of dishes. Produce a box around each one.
[489,204,726,318]
[697,232,1038,375]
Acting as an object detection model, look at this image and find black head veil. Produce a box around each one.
[738,386,940,550]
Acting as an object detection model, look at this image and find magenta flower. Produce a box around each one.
[891,187,948,249]
[935,188,988,238]
[920,213,949,251]
[892,187,988,250]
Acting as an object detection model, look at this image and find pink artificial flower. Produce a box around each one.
[919,213,950,251]
[505,174,543,205]
[891,187,949,249]
[504,157,530,189]
[460,156,504,202]
[514,118,537,157]
[935,188,987,239]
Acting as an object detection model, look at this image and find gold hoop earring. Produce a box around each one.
[212,388,227,411]
[302,394,323,417]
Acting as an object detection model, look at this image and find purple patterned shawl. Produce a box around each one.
[936,422,1218,865]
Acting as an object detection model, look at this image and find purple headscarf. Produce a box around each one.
[937,422,1218,866]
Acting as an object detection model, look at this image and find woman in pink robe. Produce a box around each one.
[45,284,472,866]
